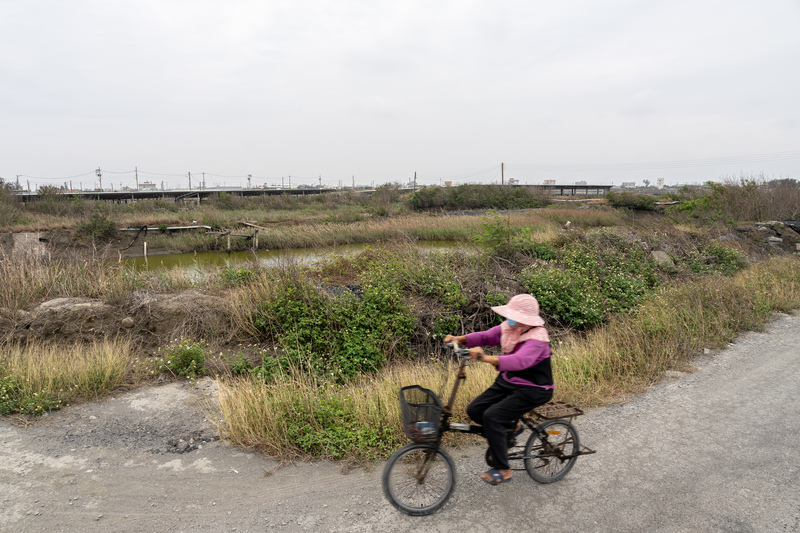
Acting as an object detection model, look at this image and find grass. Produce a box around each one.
[0,250,211,310]
[0,337,136,415]
[215,358,498,462]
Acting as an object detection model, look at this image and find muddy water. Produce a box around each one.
[125,241,463,271]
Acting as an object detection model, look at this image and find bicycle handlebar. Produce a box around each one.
[444,341,471,360]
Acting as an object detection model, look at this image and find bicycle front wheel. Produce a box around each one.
[524,419,580,483]
[382,443,456,516]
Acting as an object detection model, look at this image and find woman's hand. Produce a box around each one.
[443,334,466,344]
[469,347,499,367]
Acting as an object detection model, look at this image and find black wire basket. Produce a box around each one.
[399,385,443,443]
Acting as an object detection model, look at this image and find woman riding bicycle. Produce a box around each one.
[444,293,553,485]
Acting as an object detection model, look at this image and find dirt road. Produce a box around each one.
[2,314,799,532]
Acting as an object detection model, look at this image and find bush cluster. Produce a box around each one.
[409,184,551,211]
[605,191,657,211]
[253,269,416,381]
[517,231,746,329]
[668,177,800,224]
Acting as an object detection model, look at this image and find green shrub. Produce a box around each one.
[518,231,661,327]
[605,191,657,211]
[685,242,748,275]
[520,266,606,327]
[472,211,554,260]
[253,272,415,381]
[160,337,207,378]
[77,211,117,240]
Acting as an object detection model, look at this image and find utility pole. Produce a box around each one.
[281,177,284,189]
[319,175,322,188]
[352,176,355,189]
[135,166,139,190]
[188,172,192,191]
[501,162,504,186]
[247,175,252,189]
[414,172,417,192]
[203,173,206,189]
[96,167,102,190]
[16,175,20,190]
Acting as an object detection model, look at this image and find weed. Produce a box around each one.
[159,337,207,378]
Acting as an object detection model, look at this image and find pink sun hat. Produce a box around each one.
[491,294,545,327]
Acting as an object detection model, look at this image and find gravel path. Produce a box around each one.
[2,314,799,532]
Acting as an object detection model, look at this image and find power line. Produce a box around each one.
[18,171,95,180]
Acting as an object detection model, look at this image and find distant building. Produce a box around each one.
[621,182,636,189]
[444,181,453,187]
[657,177,665,190]
[139,181,158,191]
[543,179,556,185]
[575,180,587,186]
[507,177,519,185]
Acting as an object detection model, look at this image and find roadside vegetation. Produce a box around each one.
[0,337,136,416]
[1,177,799,462]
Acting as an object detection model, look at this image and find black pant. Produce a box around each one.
[466,375,553,471]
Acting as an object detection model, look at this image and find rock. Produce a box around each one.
[650,250,674,268]
[768,236,783,243]
[121,317,135,329]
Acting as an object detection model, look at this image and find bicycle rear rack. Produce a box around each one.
[528,401,584,421]
[527,401,596,457]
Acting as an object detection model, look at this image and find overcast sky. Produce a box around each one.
[2,0,799,190]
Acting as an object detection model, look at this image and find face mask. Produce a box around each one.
[506,319,517,326]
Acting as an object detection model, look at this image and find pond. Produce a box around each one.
[125,240,464,271]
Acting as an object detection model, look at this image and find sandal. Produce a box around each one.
[481,469,512,485]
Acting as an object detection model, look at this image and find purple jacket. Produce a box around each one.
[464,325,554,389]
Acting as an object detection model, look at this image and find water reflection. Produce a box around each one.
[126,241,462,271]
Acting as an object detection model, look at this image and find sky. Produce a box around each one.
[2,0,799,191]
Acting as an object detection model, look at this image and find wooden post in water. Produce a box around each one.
[227,234,231,251]
[253,230,259,251]
[143,241,148,265]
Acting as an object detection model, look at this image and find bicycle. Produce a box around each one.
[382,341,595,516]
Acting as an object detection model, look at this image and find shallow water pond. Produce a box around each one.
[126,241,463,271]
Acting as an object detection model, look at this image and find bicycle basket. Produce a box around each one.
[399,385,443,443]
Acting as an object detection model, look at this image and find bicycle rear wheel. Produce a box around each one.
[524,419,580,483]
[382,443,456,516]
